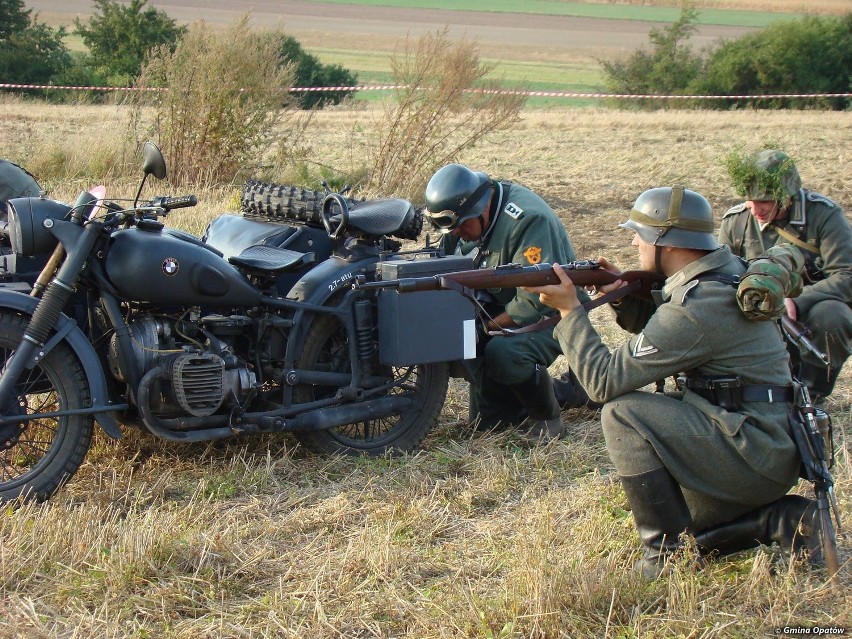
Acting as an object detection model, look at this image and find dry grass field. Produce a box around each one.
[0,98,850,637]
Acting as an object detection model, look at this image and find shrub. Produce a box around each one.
[268,34,358,109]
[364,28,526,201]
[131,15,295,186]
[600,5,703,107]
[689,14,852,110]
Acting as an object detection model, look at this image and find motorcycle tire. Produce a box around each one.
[292,312,448,455]
[240,179,362,228]
[240,179,424,241]
[0,311,93,503]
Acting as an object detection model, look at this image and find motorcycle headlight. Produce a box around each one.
[6,197,70,257]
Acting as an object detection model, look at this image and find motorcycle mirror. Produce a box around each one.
[142,141,167,180]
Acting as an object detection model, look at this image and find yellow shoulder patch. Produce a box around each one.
[523,246,542,265]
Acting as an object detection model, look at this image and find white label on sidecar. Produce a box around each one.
[328,271,354,292]
[463,319,476,359]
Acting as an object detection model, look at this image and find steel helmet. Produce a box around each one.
[728,149,802,202]
[424,163,493,232]
[619,185,718,250]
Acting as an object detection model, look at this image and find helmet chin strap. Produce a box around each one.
[654,245,664,275]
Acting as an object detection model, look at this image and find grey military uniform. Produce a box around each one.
[442,181,585,427]
[718,191,852,392]
[554,246,800,530]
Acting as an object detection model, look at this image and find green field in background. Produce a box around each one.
[303,0,800,27]
[315,48,607,108]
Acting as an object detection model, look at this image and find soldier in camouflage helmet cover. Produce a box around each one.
[719,148,852,400]
[525,186,817,579]
[424,163,591,440]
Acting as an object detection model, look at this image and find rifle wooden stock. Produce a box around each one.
[372,260,665,296]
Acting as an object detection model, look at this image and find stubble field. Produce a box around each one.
[0,99,850,637]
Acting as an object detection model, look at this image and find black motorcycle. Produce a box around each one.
[0,143,474,503]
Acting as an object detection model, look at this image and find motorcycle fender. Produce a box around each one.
[0,289,123,439]
[285,255,381,356]
[287,255,380,305]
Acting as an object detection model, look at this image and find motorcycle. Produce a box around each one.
[0,142,475,503]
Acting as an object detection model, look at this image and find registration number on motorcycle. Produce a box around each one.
[328,271,354,292]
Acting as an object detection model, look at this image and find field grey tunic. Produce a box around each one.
[554,246,801,529]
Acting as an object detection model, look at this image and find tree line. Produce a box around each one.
[0,0,357,108]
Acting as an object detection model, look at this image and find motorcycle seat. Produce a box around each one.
[229,245,316,273]
[341,198,414,236]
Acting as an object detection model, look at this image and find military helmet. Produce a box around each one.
[619,185,718,251]
[728,149,802,202]
[424,163,493,232]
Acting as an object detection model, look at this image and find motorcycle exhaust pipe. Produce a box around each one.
[137,366,414,441]
[266,395,414,432]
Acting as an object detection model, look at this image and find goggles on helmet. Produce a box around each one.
[424,181,492,231]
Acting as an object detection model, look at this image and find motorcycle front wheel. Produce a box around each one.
[292,313,448,455]
[0,311,93,503]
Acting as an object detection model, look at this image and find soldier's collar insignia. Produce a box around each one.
[504,202,524,219]
[523,246,542,264]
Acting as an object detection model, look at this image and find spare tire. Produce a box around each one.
[241,179,362,227]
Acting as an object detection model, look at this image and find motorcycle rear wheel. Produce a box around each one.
[0,311,93,503]
[292,313,448,455]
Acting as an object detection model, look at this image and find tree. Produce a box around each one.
[0,0,31,40]
[74,0,186,85]
[0,0,70,86]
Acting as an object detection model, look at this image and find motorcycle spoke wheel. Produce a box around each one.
[292,314,448,455]
[0,312,93,504]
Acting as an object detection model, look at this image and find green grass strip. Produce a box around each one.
[303,0,801,27]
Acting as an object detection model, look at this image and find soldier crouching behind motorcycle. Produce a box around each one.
[525,186,819,579]
[423,163,591,440]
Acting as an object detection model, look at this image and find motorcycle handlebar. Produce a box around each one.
[153,195,197,211]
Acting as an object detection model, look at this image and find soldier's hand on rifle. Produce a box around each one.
[524,263,587,318]
[784,297,798,321]
[586,257,629,298]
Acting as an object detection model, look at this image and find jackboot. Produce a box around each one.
[797,363,841,402]
[511,364,564,440]
[551,370,603,410]
[620,467,694,579]
[695,495,822,565]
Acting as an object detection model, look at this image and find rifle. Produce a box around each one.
[789,382,843,589]
[780,315,831,367]
[357,259,664,298]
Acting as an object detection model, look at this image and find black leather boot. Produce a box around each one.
[511,364,564,440]
[620,467,694,579]
[797,363,840,402]
[695,495,822,565]
[551,370,602,409]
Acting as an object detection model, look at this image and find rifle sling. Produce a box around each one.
[770,224,820,254]
[486,280,643,336]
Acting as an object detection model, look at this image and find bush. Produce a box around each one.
[600,5,703,107]
[131,15,295,186]
[74,0,186,87]
[364,28,525,200]
[269,34,358,109]
[689,14,852,110]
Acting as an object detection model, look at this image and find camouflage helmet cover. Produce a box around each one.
[619,185,718,251]
[726,149,802,202]
[424,163,492,231]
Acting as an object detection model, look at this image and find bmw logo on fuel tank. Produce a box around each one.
[162,257,179,276]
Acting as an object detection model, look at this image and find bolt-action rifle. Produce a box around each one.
[358,259,664,298]
[789,381,842,589]
[780,315,832,367]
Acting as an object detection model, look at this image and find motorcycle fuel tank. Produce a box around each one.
[105,227,262,306]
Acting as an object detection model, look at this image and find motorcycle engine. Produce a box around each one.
[108,315,257,417]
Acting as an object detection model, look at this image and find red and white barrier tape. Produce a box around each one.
[0,82,849,99]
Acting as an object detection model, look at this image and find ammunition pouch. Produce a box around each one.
[677,374,793,411]
[803,254,826,284]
